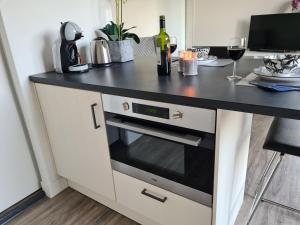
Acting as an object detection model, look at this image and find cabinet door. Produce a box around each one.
[35,84,115,201]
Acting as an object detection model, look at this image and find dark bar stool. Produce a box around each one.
[248,118,300,224]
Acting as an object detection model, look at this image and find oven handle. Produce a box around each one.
[106,117,202,146]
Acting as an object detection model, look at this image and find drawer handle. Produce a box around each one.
[141,189,167,203]
[91,103,101,129]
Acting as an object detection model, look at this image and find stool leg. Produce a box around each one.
[255,152,278,196]
[247,152,283,225]
[261,199,300,214]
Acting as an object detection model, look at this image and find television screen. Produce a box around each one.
[248,13,300,52]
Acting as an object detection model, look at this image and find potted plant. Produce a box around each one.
[99,0,140,62]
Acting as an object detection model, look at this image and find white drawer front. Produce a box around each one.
[113,171,212,225]
[102,94,216,134]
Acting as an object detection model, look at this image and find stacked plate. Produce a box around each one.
[254,67,300,82]
[197,56,218,64]
[254,55,300,82]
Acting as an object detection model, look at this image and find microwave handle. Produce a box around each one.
[106,118,202,147]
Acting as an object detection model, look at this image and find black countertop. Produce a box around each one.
[30,57,300,119]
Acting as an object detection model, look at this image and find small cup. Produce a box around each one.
[182,51,198,76]
[178,50,185,73]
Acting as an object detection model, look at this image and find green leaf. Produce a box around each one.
[100,21,120,41]
[110,34,119,41]
[101,21,140,43]
[123,33,140,44]
[122,26,137,34]
[99,29,114,41]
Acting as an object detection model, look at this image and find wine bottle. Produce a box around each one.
[156,15,171,76]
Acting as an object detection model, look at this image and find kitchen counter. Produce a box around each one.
[31,57,275,225]
[30,57,300,119]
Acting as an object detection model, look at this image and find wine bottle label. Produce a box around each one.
[156,47,161,65]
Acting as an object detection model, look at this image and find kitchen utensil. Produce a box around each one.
[91,38,112,66]
[197,56,218,63]
[254,67,300,83]
[68,64,89,73]
[178,50,184,73]
[193,47,210,59]
[170,36,177,54]
[227,37,247,80]
[52,21,87,73]
[263,55,300,74]
[179,51,198,76]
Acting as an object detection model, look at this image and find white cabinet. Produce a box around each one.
[114,171,212,225]
[35,84,115,201]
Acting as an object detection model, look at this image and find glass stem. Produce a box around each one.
[233,61,237,77]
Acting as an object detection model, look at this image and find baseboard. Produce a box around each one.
[41,176,68,198]
[0,189,45,225]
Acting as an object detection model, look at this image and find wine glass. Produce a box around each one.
[227,37,247,81]
[170,36,178,54]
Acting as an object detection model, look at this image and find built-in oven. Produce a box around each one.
[102,94,216,207]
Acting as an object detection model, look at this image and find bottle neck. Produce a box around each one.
[160,19,166,33]
[160,27,166,33]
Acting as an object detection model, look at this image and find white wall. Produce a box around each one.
[122,0,186,51]
[0,38,39,212]
[186,0,292,48]
[0,0,113,197]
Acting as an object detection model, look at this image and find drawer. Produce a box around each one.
[113,171,212,225]
[102,94,216,133]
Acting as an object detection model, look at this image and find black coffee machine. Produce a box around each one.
[53,22,88,73]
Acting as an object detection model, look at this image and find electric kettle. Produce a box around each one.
[91,38,112,66]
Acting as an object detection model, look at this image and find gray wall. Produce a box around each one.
[0,35,39,212]
[186,0,294,47]
[0,0,113,197]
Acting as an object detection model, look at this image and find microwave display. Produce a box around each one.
[132,103,169,119]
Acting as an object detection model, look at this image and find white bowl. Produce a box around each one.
[192,47,211,59]
[263,55,300,75]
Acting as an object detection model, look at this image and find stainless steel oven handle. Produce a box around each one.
[106,117,202,146]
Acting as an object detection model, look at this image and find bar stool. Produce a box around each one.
[248,118,300,224]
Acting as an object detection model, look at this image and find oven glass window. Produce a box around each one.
[106,115,215,195]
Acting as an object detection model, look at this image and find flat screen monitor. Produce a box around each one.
[248,13,300,52]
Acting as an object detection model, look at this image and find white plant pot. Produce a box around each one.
[108,40,134,63]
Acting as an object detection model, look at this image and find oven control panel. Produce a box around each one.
[102,94,216,134]
[132,103,170,119]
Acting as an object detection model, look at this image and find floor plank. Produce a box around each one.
[6,115,300,225]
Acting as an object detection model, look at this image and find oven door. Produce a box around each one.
[106,114,215,207]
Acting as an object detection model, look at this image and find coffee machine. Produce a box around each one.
[52,22,88,73]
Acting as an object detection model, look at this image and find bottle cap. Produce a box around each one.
[160,15,165,20]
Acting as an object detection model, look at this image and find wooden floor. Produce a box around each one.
[6,115,300,225]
